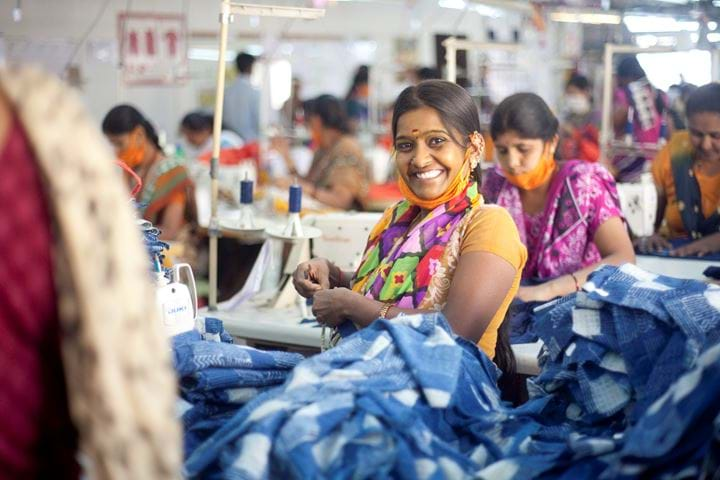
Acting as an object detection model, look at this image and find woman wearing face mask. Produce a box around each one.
[635,83,720,257]
[273,95,370,210]
[291,80,527,364]
[102,105,196,241]
[482,93,635,303]
[558,73,600,163]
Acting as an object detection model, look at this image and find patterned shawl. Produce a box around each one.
[482,161,622,281]
[0,66,180,479]
[668,131,720,237]
[352,182,482,309]
[139,154,196,225]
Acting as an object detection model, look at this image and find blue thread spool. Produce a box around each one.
[240,178,253,205]
[624,109,634,137]
[659,120,668,140]
[289,184,302,213]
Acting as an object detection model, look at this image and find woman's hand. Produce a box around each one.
[670,234,720,257]
[292,258,334,298]
[269,136,291,158]
[633,233,672,254]
[273,176,295,190]
[312,288,355,327]
[516,284,555,303]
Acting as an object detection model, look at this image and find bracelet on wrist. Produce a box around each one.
[569,272,580,292]
[378,303,392,319]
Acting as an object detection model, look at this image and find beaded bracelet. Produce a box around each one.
[378,303,392,319]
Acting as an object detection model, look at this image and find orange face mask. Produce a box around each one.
[502,147,556,190]
[397,146,475,211]
[311,129,322,149]
[119,131,145,169]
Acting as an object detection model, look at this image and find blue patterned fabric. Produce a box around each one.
[173,319,304,459]
[179,265,720,479]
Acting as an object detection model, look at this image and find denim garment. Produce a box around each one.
[184,313,487,479]
[172,319,303,462]
[178,266,720,479]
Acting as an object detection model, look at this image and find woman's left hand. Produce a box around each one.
[669,234,720,257]
[516,284,554,303]
[312,288,355,327]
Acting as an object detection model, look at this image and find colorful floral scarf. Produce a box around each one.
[351,182,482,308]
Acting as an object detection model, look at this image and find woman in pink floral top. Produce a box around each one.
[482,93,635,303]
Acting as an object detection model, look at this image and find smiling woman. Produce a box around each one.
[292,80,527,368]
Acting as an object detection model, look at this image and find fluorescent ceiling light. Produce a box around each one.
[187,45,263,62]
[438,0,504,18]
[635,34,658,48]
[550,9,621,25]
[229,3,325,19]
[476,0,532,13]
[708,32,720,42]
[188,48,237,62]
[623,15,699,33]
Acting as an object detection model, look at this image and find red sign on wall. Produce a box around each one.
[118,12,188,85]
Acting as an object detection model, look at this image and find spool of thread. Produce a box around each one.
[289,184,302,213]
[624,106,634,137]
[659,121,668,141]
[240,179,253,205]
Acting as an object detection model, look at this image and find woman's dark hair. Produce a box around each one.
[495,315,524,406]
[345,65,369,100]
[490,93,559,142]
[305,95,351,134]
[181,111,213,133]
[566,73,590,91]
[685,82,720,118]
[416,66,441,81]
[392,80,483,181]
[617,55,646,81]
[102,104,162,151]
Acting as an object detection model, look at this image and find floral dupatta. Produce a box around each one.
[351,182,482,309]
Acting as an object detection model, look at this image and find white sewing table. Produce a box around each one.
[201,302,544,375]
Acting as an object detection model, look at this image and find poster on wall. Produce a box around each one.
[118,12,188,86]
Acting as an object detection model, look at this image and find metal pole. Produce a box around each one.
[445,37,457,83]
[208,0,232,310]
[600,43,614,167]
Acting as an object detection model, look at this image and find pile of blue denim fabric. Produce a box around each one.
[175,265,720,479]
[173,318,304,457]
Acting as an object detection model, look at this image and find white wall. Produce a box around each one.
[0,0,564,142]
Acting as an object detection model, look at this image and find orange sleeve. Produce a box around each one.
[460,205,527,272]
[579,138,600,163]
[167,190,186,206]
[651,144,671,195]
[460,205,527,359]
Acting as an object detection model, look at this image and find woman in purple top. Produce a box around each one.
[611,56,666,182]
[482,93,635,303]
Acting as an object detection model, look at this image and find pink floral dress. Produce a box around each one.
[481,160,623,280]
